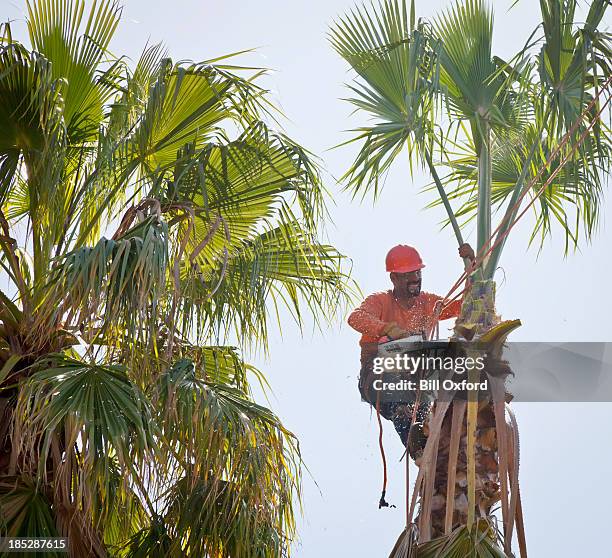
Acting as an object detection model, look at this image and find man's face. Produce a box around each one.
[390,270,422,297]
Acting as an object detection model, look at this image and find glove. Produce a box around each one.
[458,243,475,261]
[381,322,409,340]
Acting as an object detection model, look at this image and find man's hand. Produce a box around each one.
[382,322,409,340]
[458,243,475,261]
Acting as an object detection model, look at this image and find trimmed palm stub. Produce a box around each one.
[418,398,501,538]
[409,287,521,549]
[454,281,499,341]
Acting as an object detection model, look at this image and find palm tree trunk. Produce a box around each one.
[414,127,509,543]
[420,399,501,539]
[476,121,492,278]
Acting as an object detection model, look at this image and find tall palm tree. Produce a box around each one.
[331,0,610,555]
[0,1,354,556]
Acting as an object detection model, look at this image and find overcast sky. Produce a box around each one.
[4,0,612,556]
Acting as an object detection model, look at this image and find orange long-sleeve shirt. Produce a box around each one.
[347,290,461,347]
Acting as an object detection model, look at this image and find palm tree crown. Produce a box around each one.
[331,0,611,276]
[0,1,354,555]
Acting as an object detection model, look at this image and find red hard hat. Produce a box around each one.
[385,245,425,273]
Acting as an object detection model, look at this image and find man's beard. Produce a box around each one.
[406,280,421,297]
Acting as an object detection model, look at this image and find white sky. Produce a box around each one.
[4,0,611,556]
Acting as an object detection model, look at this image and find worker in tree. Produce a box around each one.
[348,243,475,448]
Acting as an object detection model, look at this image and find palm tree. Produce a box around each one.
[330,0,610,555]
[0,1,354,556]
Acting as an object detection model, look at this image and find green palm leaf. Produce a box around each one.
[26,0,123,143]
[330,0,440,198]
[150,358,300,557]
[40,214,169,347]
[437,122,608,251]
[0,476,59,539]
[14,356,156,519]
[201,222,352,341]
[16,356,155,450]
[0,39,64,207]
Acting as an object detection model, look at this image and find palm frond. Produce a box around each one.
[26,0,123,143]
[178,221,355,347]
[330,0,440,197]
[437,120,610,251]
[416,521,506,558]
[38,214,169,349]
[14,356,156,509]
[150,357,301,557]
[434,0,518,150]
[0,476,58,539]
[0,38,65,207]
[535,0,611,197]
[124,58,266,173]
[71,56,267,249]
